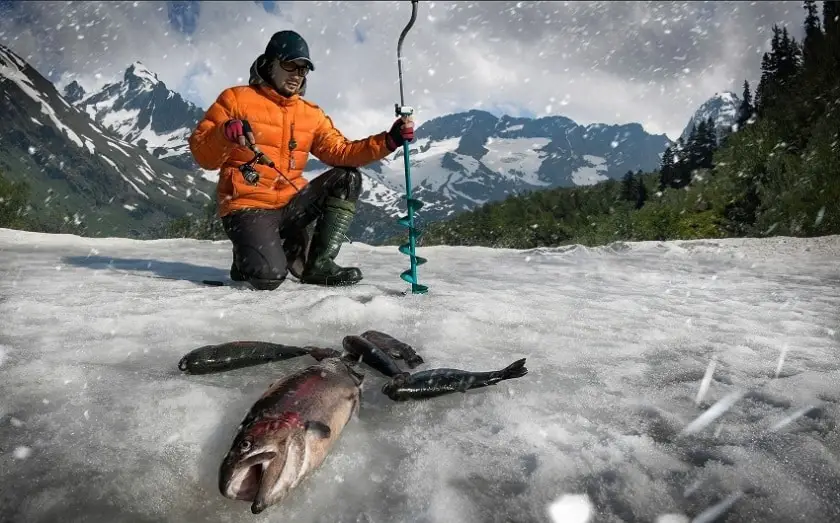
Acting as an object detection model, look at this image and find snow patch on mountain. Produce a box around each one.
[572,155,609,185]
[482,137,552,186]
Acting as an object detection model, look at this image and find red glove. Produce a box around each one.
[386,117,415,151]
[223,119,255,146]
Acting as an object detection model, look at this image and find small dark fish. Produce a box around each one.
[381,358,528,401]
[178,341,340,374]
[360,330,424,368]
[342,335,408,379]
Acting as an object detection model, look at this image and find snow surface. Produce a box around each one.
[1,229,839,523]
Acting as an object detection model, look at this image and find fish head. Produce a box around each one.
[218,411,309,513]
[380,372,410,401]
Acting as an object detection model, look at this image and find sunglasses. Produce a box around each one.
[277,61,311,76]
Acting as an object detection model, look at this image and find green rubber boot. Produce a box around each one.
[299,197,363,286]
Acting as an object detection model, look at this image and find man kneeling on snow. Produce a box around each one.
[188,30,414,290]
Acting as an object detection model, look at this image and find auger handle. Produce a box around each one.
[397,0,419,109]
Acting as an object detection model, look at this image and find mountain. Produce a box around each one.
[66,62,206,174]
[678,91,741,143]
[64,61,673,243]
[0,44,216,238]
[357,111,671,218]
[67,64,413,243]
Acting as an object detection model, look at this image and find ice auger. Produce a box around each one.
[394,0,428,294]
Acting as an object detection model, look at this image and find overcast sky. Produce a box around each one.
[0,1,808,141]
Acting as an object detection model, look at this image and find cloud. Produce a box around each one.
[0,1,808,141]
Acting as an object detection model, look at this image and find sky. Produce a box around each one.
[0,1,810,141]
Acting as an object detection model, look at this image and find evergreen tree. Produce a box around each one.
[658,146,675,191]
[755,25,798,115]
[803,0,823,66]
[823,1,840,81]
[620,170,636,202]
[754,51,773,115]
[685,121,705,174]
[736,80,754,130]
[824,1,838,37]
[635,176,648,210]
[700,116,717,168]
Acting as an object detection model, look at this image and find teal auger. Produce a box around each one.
[394,0,428,295]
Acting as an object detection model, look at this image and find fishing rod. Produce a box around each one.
[236,120,302,194]
[394,0,428,295]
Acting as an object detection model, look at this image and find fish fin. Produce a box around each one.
[304,420,331,439]
[306,346,342,361]
[343,359,366,387]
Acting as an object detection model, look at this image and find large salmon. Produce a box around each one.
[218,356,364,514]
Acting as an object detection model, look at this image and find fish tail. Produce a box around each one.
[496,358,528,381]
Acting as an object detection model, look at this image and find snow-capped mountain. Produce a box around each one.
[67,64,417,238]
[679,91,741,143]
[65,62,206,174]
[0,44,215,238]
[72,63,672,232]
[358,110,671,217]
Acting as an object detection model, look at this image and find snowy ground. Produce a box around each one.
[1,228,839,523]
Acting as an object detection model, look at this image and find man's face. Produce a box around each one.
[268,58,310,97]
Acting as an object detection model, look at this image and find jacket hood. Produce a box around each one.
[249,54,307,97]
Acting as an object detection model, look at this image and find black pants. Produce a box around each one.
[221,167,362,287]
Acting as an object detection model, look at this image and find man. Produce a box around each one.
[189,30,414,290]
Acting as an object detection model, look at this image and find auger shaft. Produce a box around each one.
[394,0,427,294]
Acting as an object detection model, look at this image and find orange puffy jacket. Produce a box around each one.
[189,60,393,218]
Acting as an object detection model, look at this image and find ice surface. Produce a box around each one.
[0,229,839,522]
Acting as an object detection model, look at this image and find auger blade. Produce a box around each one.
[406,198,424,212]
[397,227,423,240]
[400,270,429,289]
[411,283,429,294]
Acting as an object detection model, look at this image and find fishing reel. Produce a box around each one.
[235,120,276,186]
[238,148,275,186]
[239,160,260,185]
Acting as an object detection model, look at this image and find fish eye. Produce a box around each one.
[239,440,251,452]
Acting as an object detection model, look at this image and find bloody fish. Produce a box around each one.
[218,356,363,514]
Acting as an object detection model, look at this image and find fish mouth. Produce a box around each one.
[251,433,305,513]
[220,433,306,514]
[220,451,278,502]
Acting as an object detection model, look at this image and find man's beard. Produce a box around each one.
[273,78,301,97]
